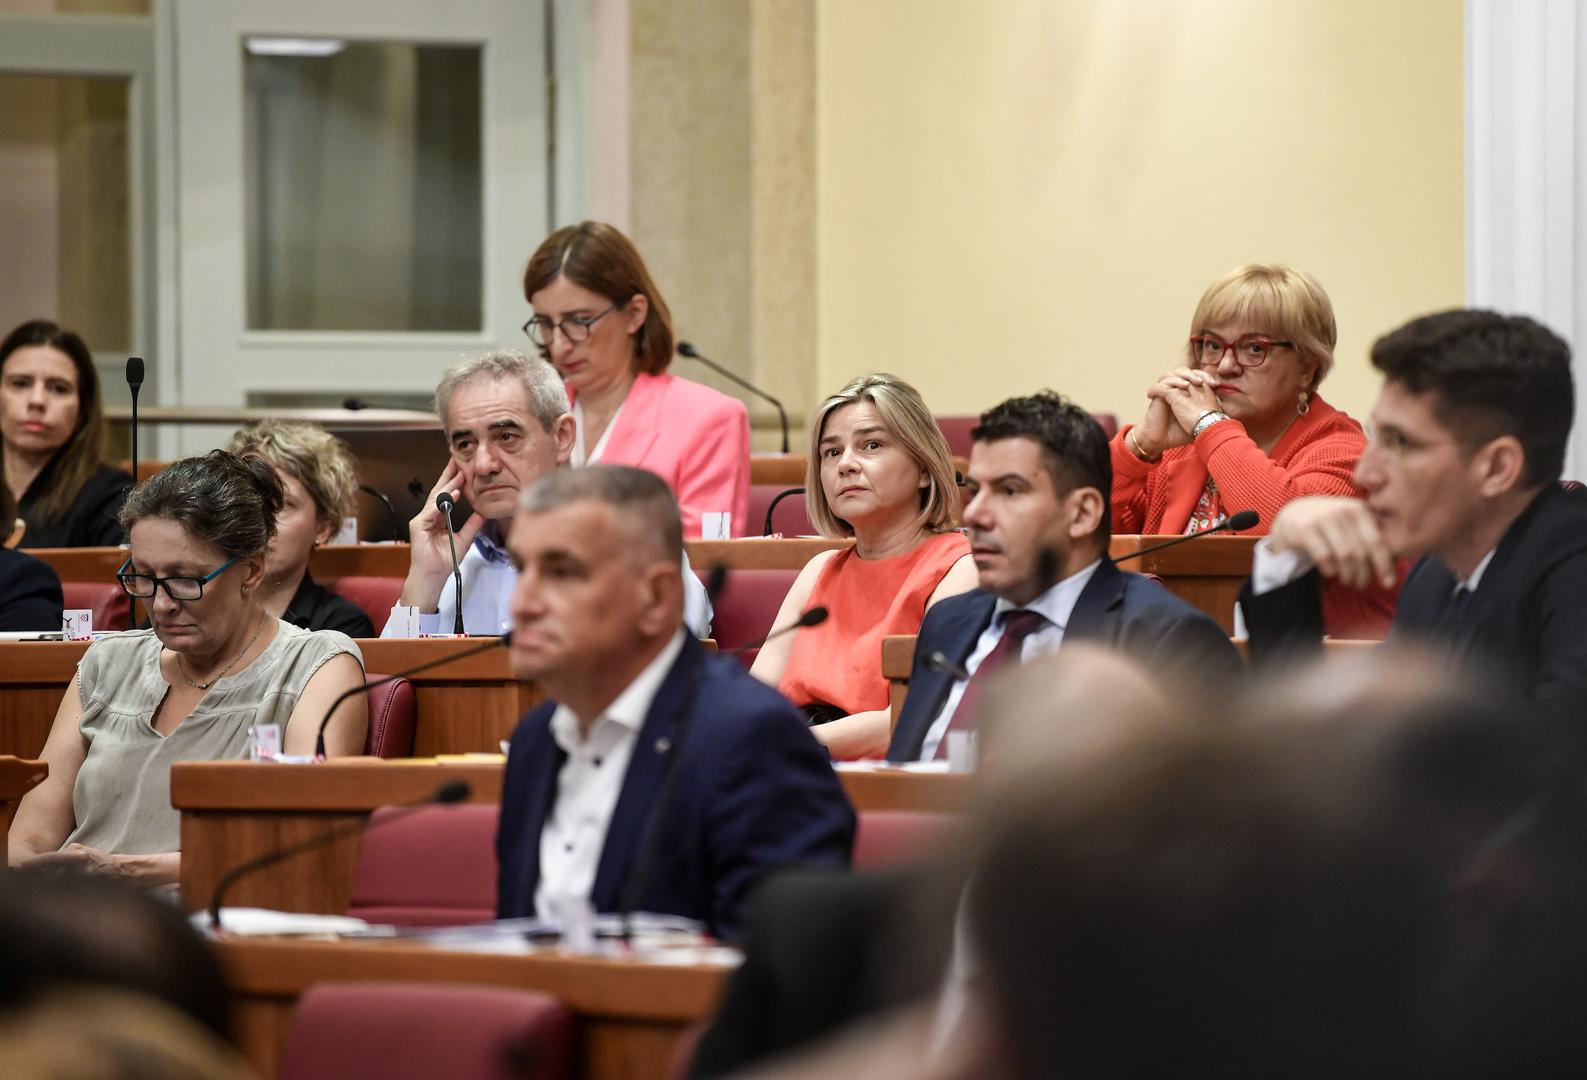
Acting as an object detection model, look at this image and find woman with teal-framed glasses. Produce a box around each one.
[7,452,368,885]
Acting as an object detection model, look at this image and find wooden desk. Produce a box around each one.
[0,639,530,761]
[218,936,732,1080]
[174,759,970,916]
[1,756,48,860]
[1107,534,1259,634]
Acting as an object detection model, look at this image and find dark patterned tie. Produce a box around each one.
[933,609,1049,760]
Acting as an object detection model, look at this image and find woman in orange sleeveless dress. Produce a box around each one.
[751,373,978,760]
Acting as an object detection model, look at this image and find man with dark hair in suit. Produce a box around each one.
[494,465,853,941]
[1241,310,1587,749]
[886,391,1239,763]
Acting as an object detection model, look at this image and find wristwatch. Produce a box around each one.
[1191,410,1232,439]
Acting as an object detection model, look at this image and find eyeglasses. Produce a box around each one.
[521,305,617,347]
[116,556,240,601]
[1190,333,1294,369]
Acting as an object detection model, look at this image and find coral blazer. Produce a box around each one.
[1110,395,1398,638]
[581,371,752,538]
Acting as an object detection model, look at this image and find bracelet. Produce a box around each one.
[1126,428,1160,463]
[1191,410,1232,439]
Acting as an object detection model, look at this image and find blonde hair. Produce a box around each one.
[224,421,358,532]
[1188,265,1338,390]
[805,372,959,538]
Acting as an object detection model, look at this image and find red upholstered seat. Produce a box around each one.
[361,676,415,759]
[346,803,498,926]
[853,809,963,868]
[322,575,403,630]
[695,567,799,667]
[277,981,573,1080]
[62,581,131,632]
[746,484,813,536]
[936,412,1118,457]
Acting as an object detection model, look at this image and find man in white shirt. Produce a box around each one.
[380,350,711,637]
[886,392,1239,763]
[494,466,853,940]
[1239,310,1587,744]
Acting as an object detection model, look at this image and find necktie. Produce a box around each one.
[934,609,1049,760]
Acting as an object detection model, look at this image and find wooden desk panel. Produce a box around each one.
[217,937,732,1080]
[1,756,47,860]
[173,759,968,916]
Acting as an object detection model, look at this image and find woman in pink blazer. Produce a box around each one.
[522,223,751,537]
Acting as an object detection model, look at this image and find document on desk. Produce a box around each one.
[196,907,372,937]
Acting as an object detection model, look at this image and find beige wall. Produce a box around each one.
[816,0,1465,428]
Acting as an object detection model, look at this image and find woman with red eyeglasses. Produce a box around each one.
[1110,264,1395,638]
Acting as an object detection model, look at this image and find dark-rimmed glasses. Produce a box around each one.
[116,556,240,601]
[1191,333,1293,369]
[522,305,616,347]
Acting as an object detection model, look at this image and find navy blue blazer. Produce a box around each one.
[496,636,855,941]
[886,559,1242,762]
[0,546,63,632]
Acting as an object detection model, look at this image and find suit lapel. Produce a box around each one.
[599,373,663,467]
[1065,558,1127,645]
[898,593,997,757]
[588,638,700,910]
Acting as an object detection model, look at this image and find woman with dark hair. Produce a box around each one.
[522,222,751,537]
[6,452,367,884]
[0,320,132,548]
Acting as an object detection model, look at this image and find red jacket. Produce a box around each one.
[1110,396,1397,639]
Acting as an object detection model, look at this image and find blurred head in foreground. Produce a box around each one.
[970,646,1587,1079]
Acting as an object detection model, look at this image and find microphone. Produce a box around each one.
[358,484,400,542]
[761,486,806,536]
[703,564,728,606]
[407,478,425,500]
[125,357,145,624]
[435,491,466,636]
[313,632,511,759]
[1111,510,1260,564]
[677,341,790,453]
[207,780,472,930]
[725,605,828,657]
[925,649,971,681]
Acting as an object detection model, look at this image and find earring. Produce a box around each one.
[1297,390,1310,416]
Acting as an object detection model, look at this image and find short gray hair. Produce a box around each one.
[519,465,683,566]
[434,350,569,433]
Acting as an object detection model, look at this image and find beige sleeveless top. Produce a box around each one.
[65,621,362,855]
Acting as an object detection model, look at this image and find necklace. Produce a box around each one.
[176,613,269,691]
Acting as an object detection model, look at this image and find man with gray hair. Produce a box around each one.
[495,465,853,940]
[382,350,711,636]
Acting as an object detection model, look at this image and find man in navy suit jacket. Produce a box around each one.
[495,465,853,941]
[888,393,1240,763]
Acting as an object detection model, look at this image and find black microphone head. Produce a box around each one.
[799,605,829,628]
[435,491,455,514]
[677,341,699,358]
[125,357,144,388]
[705,564,728,603]
[433,780,471,804]
[1036,547,1060,587]
[343,397,368,411]
[1226,509,1260,531]
[408,478,425,499]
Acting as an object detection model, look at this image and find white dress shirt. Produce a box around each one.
[919,558,1103,761]
[535,629,687,923]
[382,524,714,638]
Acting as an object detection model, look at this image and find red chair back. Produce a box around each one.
[362,676,415,758]
[696,567,798,667]
[346,803,498,926]
[277,981,573,1080]
[746,484,813,536]
[937,412,1118,456]
[322,575,404,630]
[62,581,131,632]
[853,809,963,868]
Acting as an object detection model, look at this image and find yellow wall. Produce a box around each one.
[816,0,1465,428]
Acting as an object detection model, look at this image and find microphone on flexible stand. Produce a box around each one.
[762,487,806,537]
[207,780,472,931]
[125,357,146,624]
[313,631,510,760]
[435,491,467,636]
[677,342,790,453]
[1111,510,1260,564]
[726,606,828,657]
[358,484,400,542]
